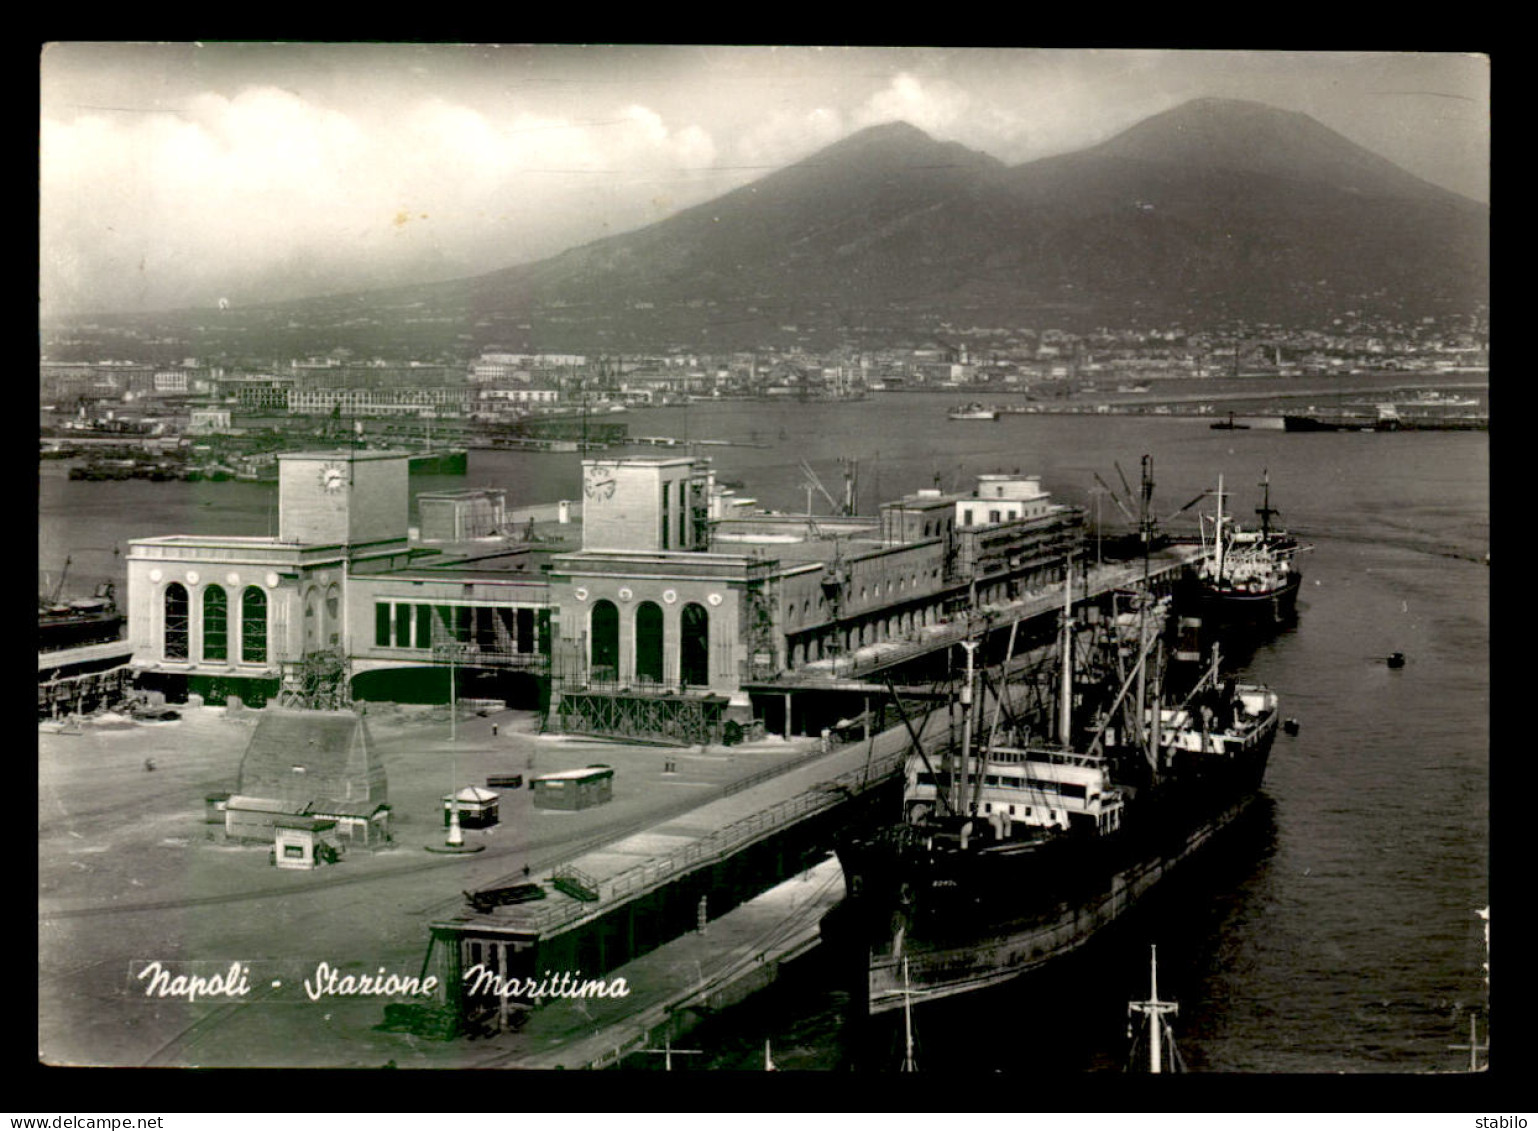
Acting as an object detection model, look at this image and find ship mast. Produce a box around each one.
[1213,474,1227,582]
[1136,457,1155,764]
[1058,559,1075,748]
[958,639,979,818]
[1128,944,1180,1073]
[900,957,919,1072]
[50,555,72,605]
[1255,468,1278,538]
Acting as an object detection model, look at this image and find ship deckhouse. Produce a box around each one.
[906,747,1124,837]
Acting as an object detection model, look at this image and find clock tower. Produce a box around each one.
[277,451,410,549]
[579,456,706,552]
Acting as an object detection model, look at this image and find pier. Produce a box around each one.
[745,543,1203,739]
[422,548,1189,1060]
[38,640,135,719]
[428,688,970,1065]
[766,545,1200,689]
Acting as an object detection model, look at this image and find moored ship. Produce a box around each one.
[823,570,1280,1016]
[39,581,124,652]
[947,403,999,421]
[1196,472,1308,629]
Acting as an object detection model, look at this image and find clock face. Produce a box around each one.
[584,463,616,501]
[318,463,346,492]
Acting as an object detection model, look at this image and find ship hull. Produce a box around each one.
[826,724,1275,1016]
[1200,570,1302,630]
[39,613,126,652]
[860,794,1258,1013]
[409,449,468,475]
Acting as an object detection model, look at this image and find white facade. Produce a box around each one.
[957,474,1053,528]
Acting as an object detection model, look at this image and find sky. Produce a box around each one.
[39,45,1490,319]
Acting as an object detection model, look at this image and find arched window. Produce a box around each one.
[590,599,619,679]
[635,601,664,683]
[202,586,228,662]
[242,587,267,664]
[164,583,189,660]
[680,603,709,687]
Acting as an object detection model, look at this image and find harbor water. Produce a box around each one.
[37,391,1490,1073]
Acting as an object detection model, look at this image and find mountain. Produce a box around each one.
[407,120,1010,321]
[891,97,1490,329]
[66,99,1486,355]
[440,97,1484,343]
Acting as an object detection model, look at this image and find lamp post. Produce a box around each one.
[433,640,472,850]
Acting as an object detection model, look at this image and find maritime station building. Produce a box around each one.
[124,450,1084,742]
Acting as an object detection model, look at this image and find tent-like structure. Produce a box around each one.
[224,708,391,848]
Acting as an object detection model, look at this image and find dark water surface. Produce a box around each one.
[38,392,1489,1073]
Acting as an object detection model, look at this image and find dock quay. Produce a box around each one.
[761,545,1203,693]
[39,638,133,677]
[467,437,588,452]
[426,693,967,1059]
[480,855,846,1069]
[39,641,136,718]
[38,663,134,720]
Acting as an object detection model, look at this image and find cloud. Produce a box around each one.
[853,72,972,134]
[733,107,845,168]
[40,86,731,315]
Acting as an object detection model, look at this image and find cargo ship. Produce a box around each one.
[1196,472,1308,630]
[822,575,1280,1016]
[39,582,124,652]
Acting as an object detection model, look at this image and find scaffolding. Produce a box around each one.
[38,665,133,719]
[426,602,551,673]
[277,649,352,710]
[555,685,731,747]
[742,553,780,683]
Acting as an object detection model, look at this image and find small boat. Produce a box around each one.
[1210,412,1250,431]
[947,403,998,421]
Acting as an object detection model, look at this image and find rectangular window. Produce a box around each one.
[963,509,974,526]
[989,510,1002,524]
[476,607,498,650]
[416,604,433,650]
[376,604,391,647]
[661,481,671,550]
[283,843,305,859]
[393,603,411,647]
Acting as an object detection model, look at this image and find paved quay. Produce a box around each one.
[38,702,827,1067]
[471,855,847,1069]
[446,690,957,945]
